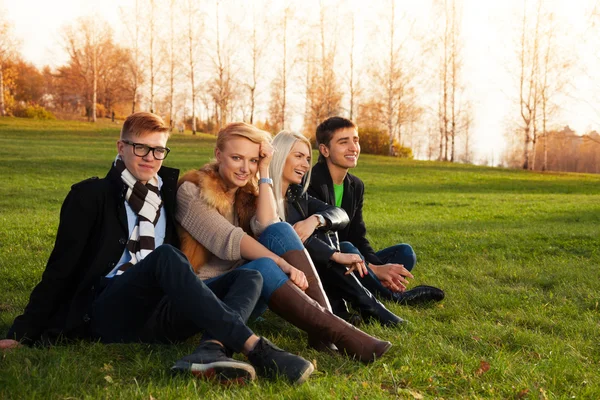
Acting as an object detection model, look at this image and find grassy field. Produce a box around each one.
[0,117,599,399]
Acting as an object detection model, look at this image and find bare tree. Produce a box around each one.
[91,23,99,122]
[269,2,294,131]
[347,11,360,120]
[434,0,465,162]
[242,1,271,125]
[120,0,144,114]
[207,0,239,131]
[166,0,179,130]
[0,16,18,117]
[304,0,342,135]
[61,17,112,122]
[461,103,474,163]
[183,0,202,134]
[538,12,553,171]
[145,0,163,114]
[518,0,542,170]
[367,0,421,155]
[212,0,226,129]
[386,0,398,154]
[448,0,461,162]
[537,9,573,171]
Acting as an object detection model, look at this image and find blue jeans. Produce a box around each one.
[239,222,305,316]
[339,241,416,300]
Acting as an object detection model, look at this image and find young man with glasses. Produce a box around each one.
[1,112,313,385]
[308,117,445,313]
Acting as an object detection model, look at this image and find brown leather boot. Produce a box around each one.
[269,281,392,363]
[281,249,337,353]
[280,249,331,310]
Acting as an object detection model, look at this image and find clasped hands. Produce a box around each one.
[370,263,414,292]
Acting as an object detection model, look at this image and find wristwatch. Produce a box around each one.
[258,177,273,186]
[315,214,326,228]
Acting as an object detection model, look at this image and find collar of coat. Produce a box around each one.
[177,162,258,273]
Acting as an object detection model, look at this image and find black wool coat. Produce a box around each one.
[7,165,180,345]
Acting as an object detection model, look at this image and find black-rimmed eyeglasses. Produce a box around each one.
[121,140,171,160]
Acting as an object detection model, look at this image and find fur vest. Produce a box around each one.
[177,162,258,273]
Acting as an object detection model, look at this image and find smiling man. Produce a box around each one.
[308,117,445,311]
[1,112,312,385]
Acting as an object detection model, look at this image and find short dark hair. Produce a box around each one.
[120,112,170,140]
[315,117,357,163]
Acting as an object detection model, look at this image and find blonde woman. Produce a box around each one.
[269,130,404,326]
[176,122,392,371]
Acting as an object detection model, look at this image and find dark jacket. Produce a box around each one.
[285,184,349,265]
[307,162,382,266]
[7,165,180,345]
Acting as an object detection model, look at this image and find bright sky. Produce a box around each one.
[3,0,598,163]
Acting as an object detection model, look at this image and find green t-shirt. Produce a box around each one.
[333,183,344,207]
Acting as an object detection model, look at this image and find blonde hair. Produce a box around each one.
[216,122,272,151]
[215,122,272,190]
[269,131,313,220]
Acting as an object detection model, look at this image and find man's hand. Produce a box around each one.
[370,263,413,292]
[277,259,308,291]
[0,339,21,351]
[331,252,368,277]
[292,216,319,243]
[258,141,275,174]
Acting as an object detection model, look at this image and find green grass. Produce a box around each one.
[1,117,599,399]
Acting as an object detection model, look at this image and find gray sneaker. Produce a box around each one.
[247,337,314,384]
[171,341,256,384]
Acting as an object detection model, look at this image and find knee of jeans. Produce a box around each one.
[234,268,264,287]
[153,244,175,262]
[396,244,417,270]
[253,257,279,272]
[154,244,181,257]
[263,221,295,236]
[153,245,190,272]
[259,222,304,253]
[252,257,289,280]
[339,241,360,255]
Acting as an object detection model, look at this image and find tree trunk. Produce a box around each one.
[131,0,140,115]
[92,46,97,123]
[522,126,530,170]
[169,0,176,131]
[187,0,197,135]
[282,9,287,130]
[0,63,5,117]
[149,0,156,114]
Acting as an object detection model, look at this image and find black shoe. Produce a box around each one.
[358,302,406,327]
[247,337,314,384]
[322,264,405,327]
[171,341,256,383]
[392,285,445,306]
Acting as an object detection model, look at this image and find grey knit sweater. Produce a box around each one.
[176,181,248,280]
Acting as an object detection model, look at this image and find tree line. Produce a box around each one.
[1,0,599,172]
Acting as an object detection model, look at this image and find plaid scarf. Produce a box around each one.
[115,156,162,274]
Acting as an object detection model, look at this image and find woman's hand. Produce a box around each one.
[258,141,275,175]
[278,259,308,291]
[292,216,319,243]
[330,252,368,277]
[0,339,21,351]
